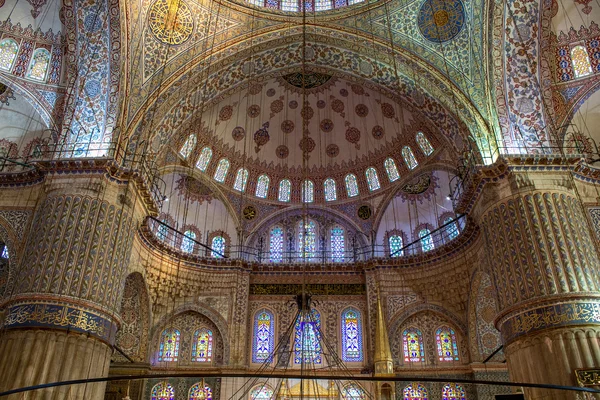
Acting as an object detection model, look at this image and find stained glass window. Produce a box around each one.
[253,310,275,363]
[191,328,213,362]
[1,245,8,259]
[315,0,332,10]
[180,135,196,159]
[0,39,18,71]
[402,146,418,170]
[196,147,212,171]
[389,235,403,257]
[269,226,284,263]
[341,308,363,361]
[234,168,249,192]
[151,382,175,400]
[281,0,298,11]
[324,178,337,201]
[189,383,212,400]
[157,219,168,241]
[403,383,428,400]
[419,228,434,252]
[442,383,465,400]
[26,48,50,81]
[571,45,593,78]
[302,180,314,203]
[181,230,196,253]
[436,326,459,361]
[158,329,180,362]
[402,328,425,363]
[211,235,225,258]
[345,174,359,197]
[214,159,230,182]
[278,179,291,202]
[342,384,365,400]
[256,174,270,198]
[294,309,321,364]
[444,217,459,240]
[365,167,380,191]
[384,158,400,182]
[416,132,434,156]
[298,220,317,260]
[331,226,345,262]
[250,385,273,400]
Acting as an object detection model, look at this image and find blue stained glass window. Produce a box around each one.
[302,180,314,203]
[180,135,196,159]
[419,229,434,252]
[252,310,275,363]
[294,309,321,364]
[341,308,363,362]
[157,219,168,241]
[250,385,274,400]
[331,227,345,262]
[384,158,400,182]
[403,383,428,400]
[342,384,365,400]
[281,0,298,10]
[191,328,213,362]
[196,147,212,171]
[1,246,8,259]
[436,327,460,361]
[26,48,50,81]
[324,178,337,201]
[0,39,18,71]
[315,0,332,10]
[152,382,175,400]
[389,235,403,257]
[269,226,284,263]
[234,168,249,192]
[189,383,212,400]
[416,132,434,156]
[298,220,317,260]
[158,329,180,362]
[256,174,270,198]
[345,174,359,197]
[444,217,459,240]
[402,328,425,362]
[402,146,418,170]
[181,230,196,253]
[214,159,230,182]
[365,167,380,191]
[442,384,465,400]
[279,179,291,202]
[211,236,225,258]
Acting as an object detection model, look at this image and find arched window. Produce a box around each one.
[294,309,321,364]
[189,383,212,400]
[0,245,8,259]
[158,329,180,362]
[571,45,593,78]
[214,159,230,182]
[444,217,459,240]
[298,220,317,260]
[315,0,332,11]
[436,326,459,361]
[157,219,168,241]
[253,310,275,363]
[281,0,298,11]
[181,230,196,253]
[0,39,19,71]
[151,382,175,400]
[365,167,381,191]
[302,180,314,203]
[416,132,434,156]
[345,174,359,197]
[278,179,291,202]
[441,383,465,400]
[324,178,337,201]
[384,158,400,182]
[402,327,425,363]
[419,228,434,252]
[402,146,418,170]
[196,147,212,171]
[211,235,226,258]
[269,226,284,263]
[389,235,403,257]
[191,328,213,362]
[341,308,363,362]
[256,174,270,198]
[249,385,273,400]
[403,383,427,400]
[331,226,345,262]
[180,134,196,159]
[234,168,249,192]
[26,48,50,81]
[341,384,365,400]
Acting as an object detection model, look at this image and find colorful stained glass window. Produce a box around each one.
[256,174,270,198]
[181,230,196,253]
[157,219,168,241]
[189,383,212,400]
[365,167,380,191]
[419,229,434,252]
[158,329,180,362]
[180,135,196,159]
[571,45,593,78]
[269,226,284,263]
[341,308,363,361]
[402,328,425,363]
[250,385,273,400]
[302,180,314,203]
[342,384,365,400]
[253,310,275,363]
[444,217,459,240]
[384,158,400,182]
[1,245,8,259]
[234,168,249,192]
[416,132,434,156]
[331,226,345,262]
[436,327,459,361]
[278,179,291,202]
[214,159,230,182]
[281,0,298,11]
[0,39,18,71]
[294,309,321,364]
[315,0,332,10]
[298,220,317,260]
[211,235,225,258]
[389,235,403,257]
[442,383,465,400]
[324,178,337,201]
[403,383,428,400]
[402,146,418,170]
[196,147,212,171]
[26,48,50,81]
[152,382,175,400]
[192,328,213,362]
[345,174,359,197]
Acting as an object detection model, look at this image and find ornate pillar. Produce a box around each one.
[476,171,600,399]
[0,173,141,399]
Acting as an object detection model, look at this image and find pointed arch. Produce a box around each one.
[402,327,425,363]
[416,132,434,156]
[158,329,180,362]
[252,309,275,363]
[0,39,19,71]
[324,178,337,201]
[278,179,291,202]
[152,382,175,400]
[436,326,460,361]
[403,383,427,400]
[345,174,359,197]
[189,382,212,400]
[192,328,213,362]
[234,168,249,192]
[180,134,197,159]
[341,307,363,362]
[256,174,270,198]
[442,383,465,400]
[26,48,50,81]
[384,158,400,182]
[196,147,213,171]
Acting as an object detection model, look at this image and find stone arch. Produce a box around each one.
[115,272,151,363]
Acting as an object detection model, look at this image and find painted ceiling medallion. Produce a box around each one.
[417,0,465,43]
[279,72,336,94]
[243,205,257,220]
[148,0,194,45]
[254,121,270,153]
[401,174,431,194]
[358,205,372,220]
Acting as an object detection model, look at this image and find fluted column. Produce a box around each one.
[476,171,600,399]
[0,173,141,399]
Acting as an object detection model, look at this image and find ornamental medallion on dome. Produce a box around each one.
[148,0,194,45]
[417,0,465,43]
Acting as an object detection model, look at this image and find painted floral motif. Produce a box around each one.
[317,100,326,108]
[380,102,396,119]
[330,97,345,116]
[266,88,276,97]
[254,122,270,152]
[289,100,298,109]
[218,105,233,122]
[339,88,349,97]
[372,125,385,139]
[299,137,316,153]
[345,127,361,149]
[232,126,245,141]
[281,120,295,133]
[355,104,369,117]
[248,104,261,118]
[276,145,289,159]
[270,98,284,117]
[326,144,339,157]
[320,119,334,133]
[301,104,314,120]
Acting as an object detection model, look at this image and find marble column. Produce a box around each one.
[476,171,600,399]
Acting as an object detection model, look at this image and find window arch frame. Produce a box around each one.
[440,213,460,242]
[402,382,428,400]
[402,146,419,170]
[365,167,381,191]
[0,38,19,72]
[214,158,230,183]
[330,225,345,262]
[158,329,181,362]
[180,229,197,253]
[441,383,465,400]
[191,327,214,363]
[269,225,285,263]
[341,383,366,400]
[414,224,435,253]
[402,327,425,364]
[234,167,250,192]
[249,384,274,400]
[293,308,322,365]
[324,178,337,202]
[278,179,291,202]
[196,147,213,171]
[297,219,318,261]
[26,48,51,82]
[302,179,314,203]
[345,174,359,197]
[385,230,407,258]
[436,325,460,362]
[416,132,434,156]
[571,44,593,78]
[180,134,197,159]
[188,382,212,400]
[252,309,276,363]
[151,382,175,400]
[256,174,270,198]
[384,157,400,182]
[340,307,363,362]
